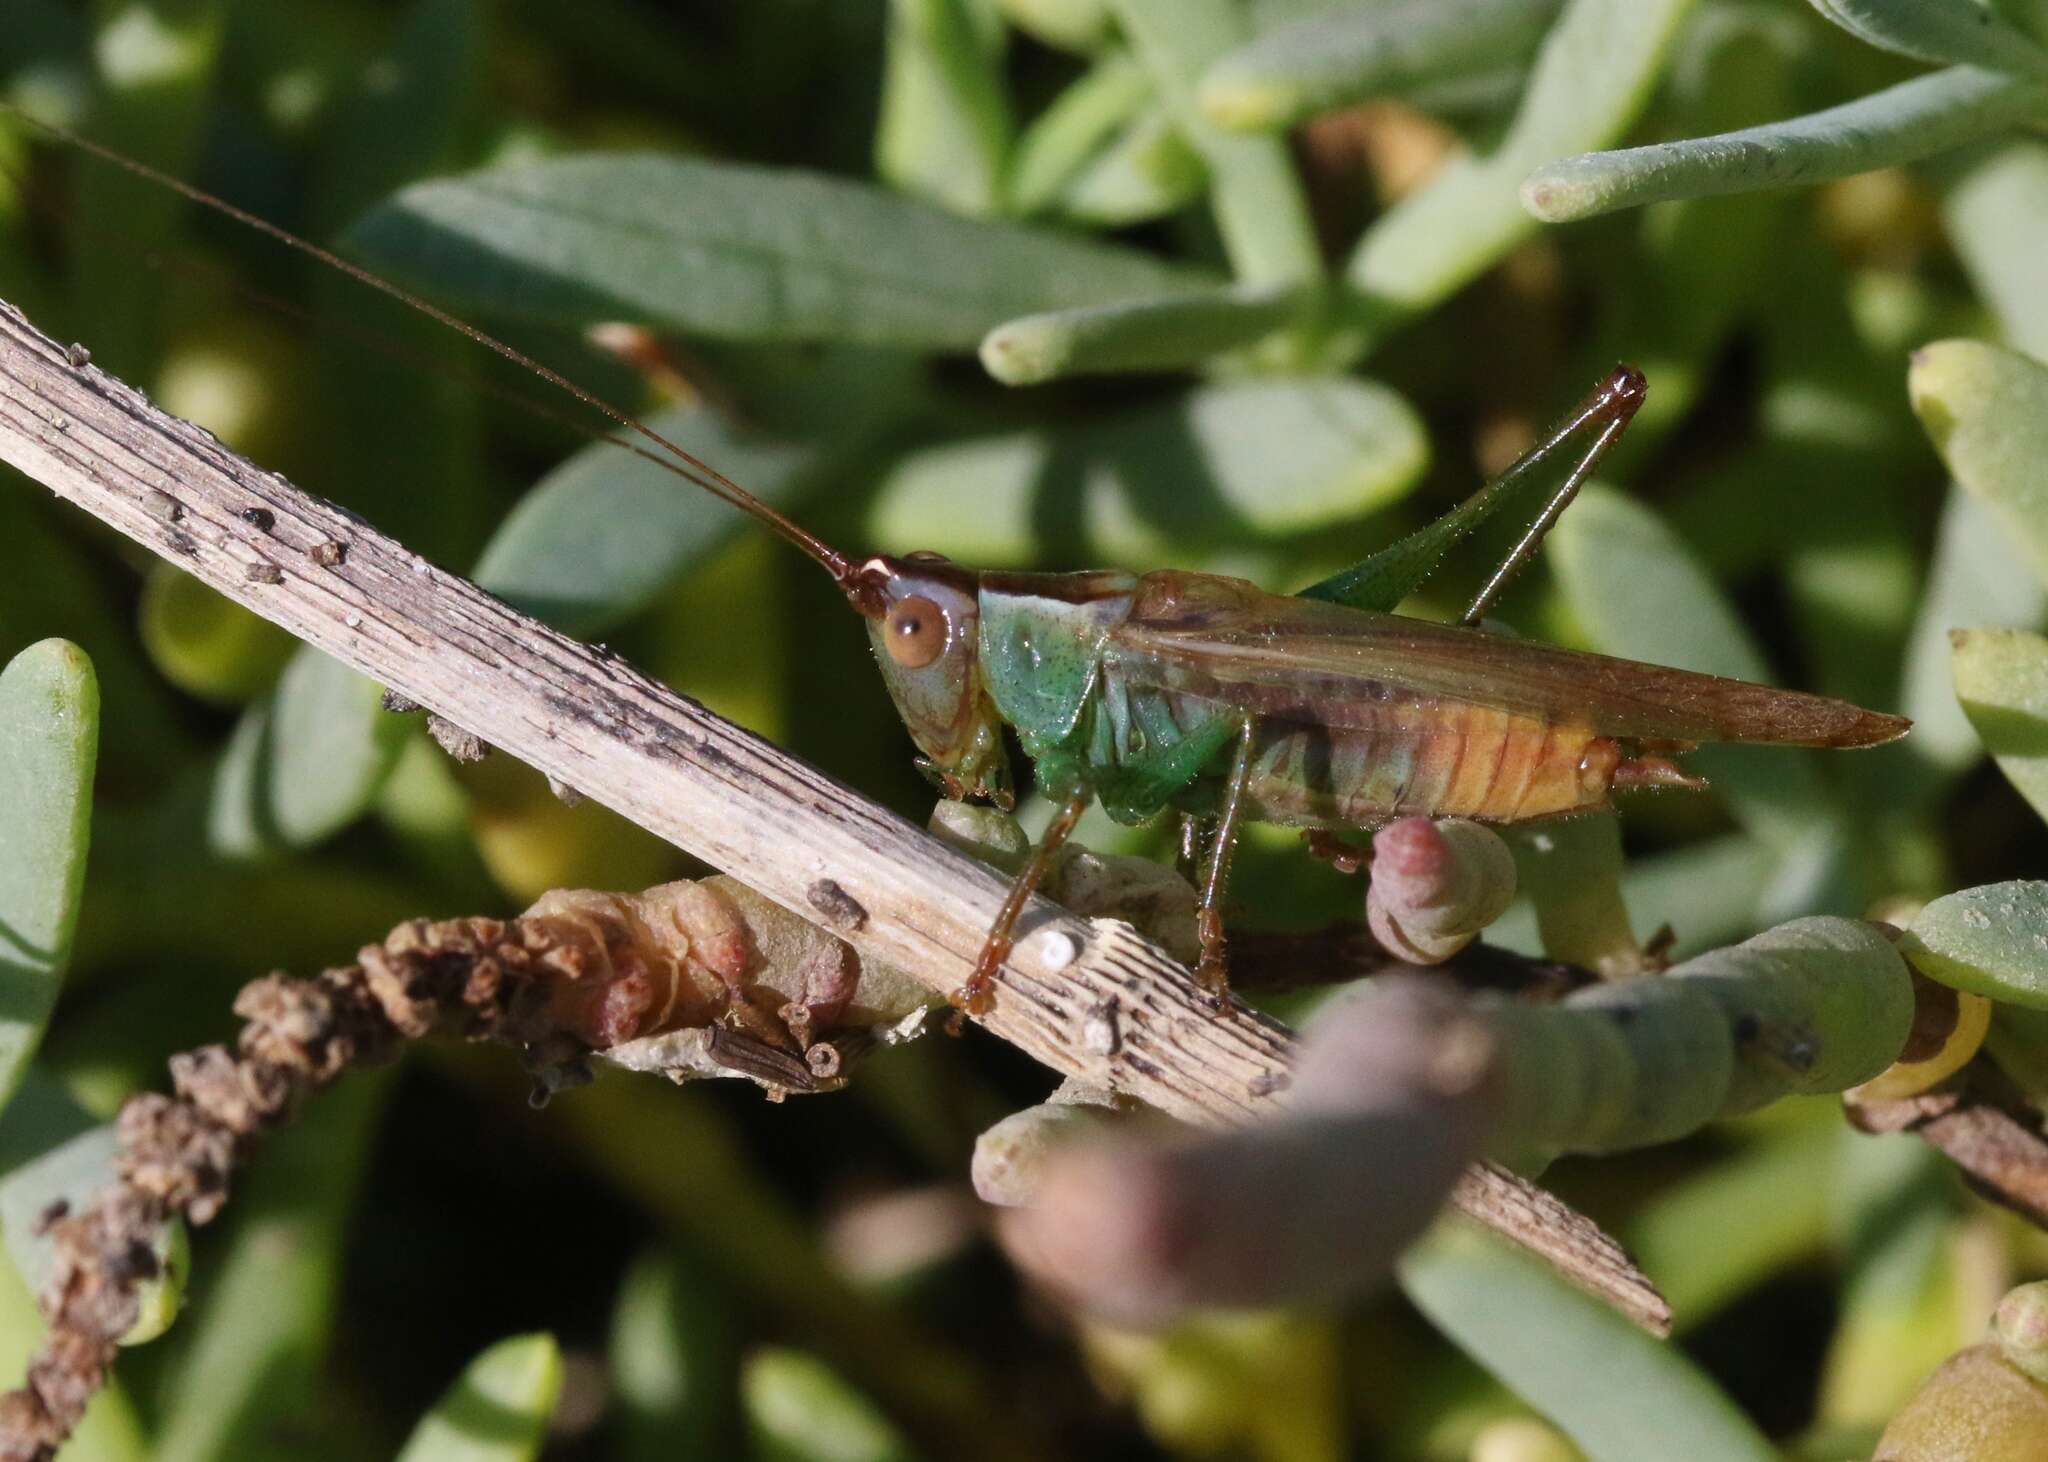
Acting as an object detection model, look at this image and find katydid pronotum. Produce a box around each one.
[13,111,1908,1020]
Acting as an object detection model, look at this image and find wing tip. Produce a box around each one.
[1827,709,1912,749]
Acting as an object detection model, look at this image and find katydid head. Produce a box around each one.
[847,552,1014,809]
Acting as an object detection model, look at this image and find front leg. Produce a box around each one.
[956,788,1093,1017]
[1192,713,1259,1004]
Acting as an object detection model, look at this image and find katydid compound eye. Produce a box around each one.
[884,595,948,668]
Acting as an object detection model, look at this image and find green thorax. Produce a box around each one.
[976,571,1139,758]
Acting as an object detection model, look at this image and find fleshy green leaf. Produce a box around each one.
[1945,142,2048,358]
[869,376,1428,566]
[1400,1223,1777,1462]
[1053,105,1207,226]
[979,285,1303,384]
[1108,0,1325,288]
[996,0,1110,52]
[208,648,412,856]
[1545,484,1834,850]
[1953,626,2048,820]
[0,639,97,1108]
[1199,0,1561,132]
[395,1333,563,1462]
[1911,339,2048,586]
[1805,0,2048,79]
[1008,51,1154,215]
[1347,0,1693,326]
[610,1249,739,1462]
[473,403,822,636]
[1524,66,2048,222]
[137,565,295,704]
[1903,881,2048,1006]
[1900,490,2046,772]
[876,0,1012,217]
[743,1348,921,1462]
[346,154,1213,351]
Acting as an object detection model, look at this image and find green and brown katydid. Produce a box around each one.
[17,113,1908,1019]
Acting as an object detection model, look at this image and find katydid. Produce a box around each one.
[16,112,1908,1018]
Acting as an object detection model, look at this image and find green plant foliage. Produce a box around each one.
[7,0,2048,1455]
[1400,1223,1778,1462]
[394,1332,563,1462]
[0,640,96,1105]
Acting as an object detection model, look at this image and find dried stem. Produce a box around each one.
[0,297,1666,1342]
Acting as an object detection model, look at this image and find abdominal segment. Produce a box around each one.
[1231,700,1622,829]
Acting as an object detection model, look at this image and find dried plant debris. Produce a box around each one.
[0,877,927,1462]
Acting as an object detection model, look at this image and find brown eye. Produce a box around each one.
[884,595,948,668]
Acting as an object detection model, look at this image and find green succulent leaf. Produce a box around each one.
[1953,626,2048,820]
[1108,0,1325,288]
[0,639,97,1109]
[979,284,1303,383]
[1805,0,2048,79]
[473,403,822,636]
[1902,881,2048,1006]
[609,1250,739,1462]
[346,155,1213,351]
[1347,0,1694,328]
[137,565,295,705]
[743,1348,921,1462]
[870,376,1428,566]
[208,648,412,856]
[1199,0,1561,132]
[1524,66,2048,221]
[1945,142,2048,358]
[1008,51,1155,215]
[395,1332,563,1462]
[1911,339,2048,587]
[1401,1222,1777,1462]
[876,0,1012,217]
[996,0,1111,52]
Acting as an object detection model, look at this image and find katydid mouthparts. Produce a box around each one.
[11,107,1908,1020]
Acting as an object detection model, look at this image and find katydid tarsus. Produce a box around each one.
[13,111,1909,1019]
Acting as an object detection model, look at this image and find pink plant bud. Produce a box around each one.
[1367,818,1517,964]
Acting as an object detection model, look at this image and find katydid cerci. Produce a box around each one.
[17,111,1909,1019]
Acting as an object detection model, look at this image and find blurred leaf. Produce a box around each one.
[1817,1139,1968,1427]
[208,648,411,856]
[1008,51,1154,215]
[1546,484,1834,850]
[1400,1222,1777,1461]
[1198,0,1561,132]
[1911,339,2048,585]
[1954,625,2048,819]
[1805,0,2048,78]
[395,1332,563,1462]
[312,0,489,564]
[154,1075,387,1462]
[137,564,295,704]
[996,0,1109,51]
[743,1348,922,1462]
[1109,0,1325,288]
[1900,490,2043,774]
[0,639,96,1108]
[1902,881,2048,1006]
[1348,0,1693,326]
[1945,141,2048,357]
[473,403,821,636]
[346,154,1213,350]
[0,1074,183,1346]
[870,376,1428,567]
[609,1249,738,1462]
[877,0,1011,216]
[1624,1115,1839,1327]
[1054,105,1207,226]
[72,0,224,380]
[1524,66,2048,221]
[979,284,1302,383]
[1504,814,1638,973]
[0,0,90,125]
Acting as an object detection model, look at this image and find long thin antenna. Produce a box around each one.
[3,103,863,594]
